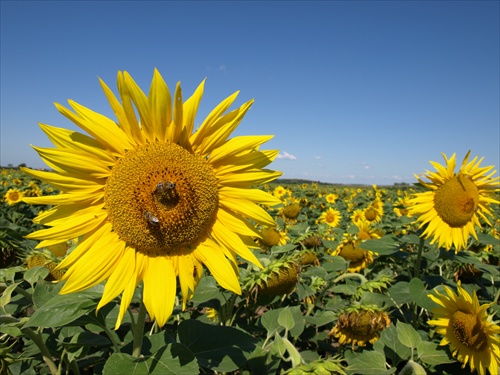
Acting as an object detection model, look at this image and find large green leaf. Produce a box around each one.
[408,277,438,312]
[24,291,102,328]
[387,282,412,307]
[374,324,411,367]
[102,344,198,375]
[177,319,257,373]
[417,341,455,366]
[397,322,421,350]
[357,236,400,256]
[345,350,396,374]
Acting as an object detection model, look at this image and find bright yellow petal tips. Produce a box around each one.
[23,69,281,328]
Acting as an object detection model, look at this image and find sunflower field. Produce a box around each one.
[1,167,499,375]
[1,71,499,375]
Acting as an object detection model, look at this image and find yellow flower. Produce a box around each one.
[393,195,412,217]
[319,207,342,228]
[273,185,286,199]
[4,188,24,205]
[409,151,500,252]
[350,209,365,223]
[259,226,288,247]
[331,238,374,272]
[329,305,391,348]
[325,193,338,204]
[22,69,281,329]
[355,219,381,241]
[428,282,500,375]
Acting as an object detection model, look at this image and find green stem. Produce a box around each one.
[492,288,500,305]
[131,300,147,357]
[411,237,426,328]
[333,272,368,285]
[102,322,121,353]
[413,237,425,279]
[21,327,58,375]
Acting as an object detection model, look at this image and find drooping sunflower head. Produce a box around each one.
[427,282,500,375]
[330,237,374,273]
[22,69,282,328]
[329,304,391,349]
[409,151,499,252]
[258,226,288,248]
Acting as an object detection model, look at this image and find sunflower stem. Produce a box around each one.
[131,300,147,357]
[333,272,368,285]
[20,327,58,375]
[413,237,425,280]
[411,237,426,328]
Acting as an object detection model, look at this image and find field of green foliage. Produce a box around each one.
[1,167,499,375]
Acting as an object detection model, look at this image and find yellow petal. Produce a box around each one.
[21,167,102,192]
[166,82,183,143]
[216,207,260,238]
[179,79,205,147]
[123,71,154,142]
[194,238,241,294]
[60,236,125,294]
[148,68,172,143]
[39,124,116,165]
[220,196,276,227]
[117,71,145,144]
[32,146,111,179]
[218,169,283,188]
[219,186,281,206]
[142,257,176,327]
[190,90,239,151]
[212,150,279,175]
[97,246,136,311]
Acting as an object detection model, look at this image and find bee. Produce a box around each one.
[155,181,175,193]
[144,211,159,225]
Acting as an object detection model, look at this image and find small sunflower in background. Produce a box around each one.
[409,151,499,252]
[329,304,391,349]
[318,207,342,228]
[22,69,281,329]
[325,193,338,204]
[427,282,500,375]
[4,188,24,205]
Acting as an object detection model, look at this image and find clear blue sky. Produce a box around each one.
[1,1,499,185]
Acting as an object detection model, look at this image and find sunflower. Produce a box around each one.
[354,218,381,241]
[325,193,338,204]
[318,207,342,228]
[22,69,282,328]
[409,151,499,252]
[331,237,374,273]
[427,282,500,375]
[329,305,391,349]
[4,188,24,205]
[259,226,288,248]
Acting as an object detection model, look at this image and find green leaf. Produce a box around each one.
[358,236,400,255]
[375,324,411,366]
[416,341,455,366]
[261,308,285,337]
[178,319,257,373]
[397,322,421,350]
[24,266,49,285]
[304,310,336,328]
[103,344,198,375]
[408,278,438,312]
[0,282,19,308]
[278,307,294,331]
[345,350,396,374]
[32,280,63,309]
[190,276,226,305]
[331,284,357,296]
[387,282,412,306]
[24,291,102,328]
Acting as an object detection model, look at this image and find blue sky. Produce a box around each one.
[1,1,499,185]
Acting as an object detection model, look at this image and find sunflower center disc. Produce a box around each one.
[434,175,479,228]
[105,142,219,256]
[452,310,487,351]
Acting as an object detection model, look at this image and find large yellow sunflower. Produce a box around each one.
[409,151,499,252]
[22,69,282,328]
[428,282,500,375]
